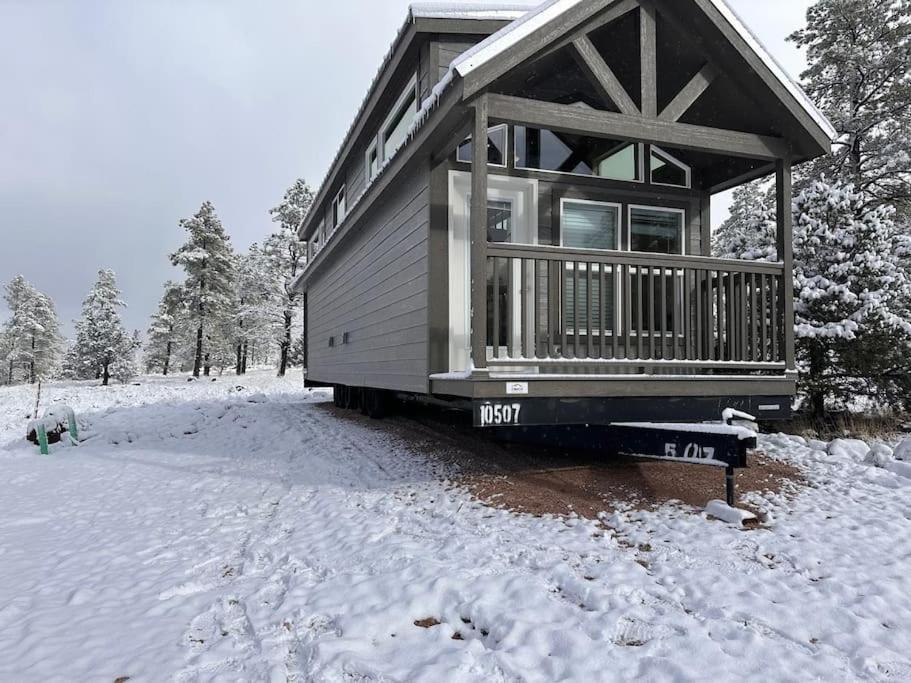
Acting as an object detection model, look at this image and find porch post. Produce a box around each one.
[776,158,795,370]
[470,95,489,371]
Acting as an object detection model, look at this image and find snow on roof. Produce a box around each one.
[410,3,531,21]
[452,0,837,142]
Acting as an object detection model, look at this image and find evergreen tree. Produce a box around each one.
[790,0,911,214]
[267,178,313,376]
[793,181,911,415]
[712,181,777,261]
[145,282,184,375]
[233,245,274,375]
[110,330,141,384]
[2,275,62,384]
[170,201,235,377]
[71,269,132,386]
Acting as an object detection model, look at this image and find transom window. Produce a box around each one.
[650,147,691,188]
[331,187,346,229]
[382,76,418,162]
[457,124,508,167]
[515,126,643,182]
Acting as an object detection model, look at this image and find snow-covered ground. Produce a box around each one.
[2,372,911,682]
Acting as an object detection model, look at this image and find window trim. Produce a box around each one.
[558,198,623,251]
[380,74,418,163]
[626,204,687,256]
[331,186,346,229]
[649,145,692,189]
[514,126,645,184]
[456,123,509,168]
[365,138,380,184]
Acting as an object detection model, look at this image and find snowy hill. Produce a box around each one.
[1,371,910,681]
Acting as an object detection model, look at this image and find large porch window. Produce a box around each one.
[628,206,685,254]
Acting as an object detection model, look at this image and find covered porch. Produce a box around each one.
[457,96,796,385]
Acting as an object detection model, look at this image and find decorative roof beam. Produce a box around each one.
[639,1,658,118]
[487,93,791,160]
[659,64,717,122]
[572,35,640,116]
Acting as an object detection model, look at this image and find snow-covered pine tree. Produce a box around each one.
[712,180,778,261]
[110,330,141,384]
[790,0,911,216]
[170,201,236,377]
[793,181,911,415]
[267,178,313,376]
[145,282,184,375]
[232,244,274,375]
[71,269,132,385]
[2,275,62,384]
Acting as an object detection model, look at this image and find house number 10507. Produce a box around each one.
[479,403,522,427]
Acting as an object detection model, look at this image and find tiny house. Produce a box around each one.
[293,0,835,427]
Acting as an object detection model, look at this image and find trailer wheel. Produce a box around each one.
[343,386,359,410]
[361,388,390,419]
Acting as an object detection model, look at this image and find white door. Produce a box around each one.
[448,172,538,372]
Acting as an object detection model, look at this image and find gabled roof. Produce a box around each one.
[450,0,836,142]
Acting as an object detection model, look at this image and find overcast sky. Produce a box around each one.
[0,0,812,336]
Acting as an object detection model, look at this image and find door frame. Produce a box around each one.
[448,171,539,372]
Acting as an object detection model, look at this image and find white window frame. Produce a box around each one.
[380,74,418,163]
[365,138,380,184]
[514,127,645,184]
[649,145,692,189]
[626,204,687,256]
[331,187,346,229]
[456,123,509,168]
[559,198,623,338]
[558,198,622,250]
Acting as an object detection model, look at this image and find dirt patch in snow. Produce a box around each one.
[317,403,802,519]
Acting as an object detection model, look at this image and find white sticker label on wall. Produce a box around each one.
[506,382,529,395]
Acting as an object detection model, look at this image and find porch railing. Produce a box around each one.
[482,244,788,373]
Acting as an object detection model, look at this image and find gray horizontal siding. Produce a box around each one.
[307,165,430,394]
[437,36,484,81]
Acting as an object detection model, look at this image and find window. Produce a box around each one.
[486,199,513,243]
[629,206,685,254]
[457,124,508,166]
[560,199,620,250]
[560,201,619,336]
[381,76,418,161]
[365,139,380,183]
[331,187,346,229]
[516,126,642,182]
[650,147,691,188]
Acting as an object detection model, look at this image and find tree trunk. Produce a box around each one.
[241,342,248,374]
[193,324,203,377]
[278,309,292,377]
[163,340,172,376]
[102,363,110,386]
[809,343,827,420]
[235,344,243,375]
[29,334,36,384]
[204,352,211,377]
